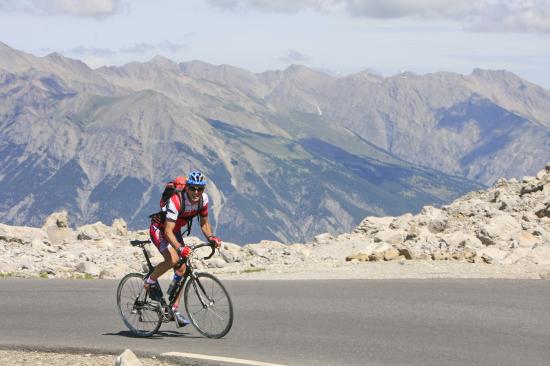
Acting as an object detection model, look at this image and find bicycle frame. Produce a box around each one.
[121,239,233,338]
[133,240,216,314]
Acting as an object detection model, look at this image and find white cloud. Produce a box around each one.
[71,45,115,56]
[70,41,187,59]
[206,0,339,13]
[0,0,124,18]
[279,49,311,64]
[120,41,187,54]
[206,0,550,33]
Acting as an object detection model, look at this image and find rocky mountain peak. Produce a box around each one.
[1,42,549,244]
[346,69,384,83]
[146,55,179,71]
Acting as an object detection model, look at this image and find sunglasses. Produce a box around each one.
[188,186,205,192]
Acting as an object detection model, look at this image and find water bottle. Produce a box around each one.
[167,274,182,302]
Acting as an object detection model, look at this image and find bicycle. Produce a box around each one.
[116,239,234,338]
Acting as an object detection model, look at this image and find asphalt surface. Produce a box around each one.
[0,278,549,365]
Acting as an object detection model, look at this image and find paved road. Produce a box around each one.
[0,279,549,365]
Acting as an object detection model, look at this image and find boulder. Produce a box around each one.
[45,227,76,245]
[427,219,447,234]
[0,223,49,245]
[463,247,476,260]
[517,231,539,248]
[116,349,142,366]
[440,232,482,249]
[535,203,550,218]
[42,211,69,229]
[374,230,405,245]
[390,213,413,230]
[368,252,385,262]
[220,242,244,263]
[478,247,508,264]
[354,216,393,233]
[536,169,547,181]
[529,246,550,265]
[346,252,370,262]
[501,248,532,265]
[0,261,18,273]
[432,249,451,261]
[76,222,113,240]
[75,261,101,277]
[383,248,400,261]
[313,232,334,245]
[287,243,311,261]
[207,257,227,268]
[476,214,522,246]
[397,248,414,260]
[112,218,129,236]
[99,265,130,279]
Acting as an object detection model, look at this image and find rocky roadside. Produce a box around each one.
[1,162,550,281]
[0,348,181,366]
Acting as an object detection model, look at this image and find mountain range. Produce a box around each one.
[1,41,548,243]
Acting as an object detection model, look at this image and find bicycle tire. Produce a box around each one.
[184,272,234,338]
[117,272,162,337]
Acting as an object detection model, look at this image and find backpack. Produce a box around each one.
[149,176,203,236]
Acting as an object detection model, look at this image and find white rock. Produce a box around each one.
[374,230,405,245]
[100,265,131,279]
[220,243,243,263]
[116,349,142,366]
[112,218,129,236]
[76,222,113,240]
[75,261,101,276]
[0,223,49,244]
[313,233,334,245]
[478,247,508,264]
[96,239,115,250]
[42,211,69,229]
[529,246,550,265]
[207,257,227,268]
[517,231,539,248]
[0,261,18,273]
[477,214,522,246]
[501,248,532,265]
[440,232,482,249]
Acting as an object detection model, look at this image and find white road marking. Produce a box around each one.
[161,352,287,366]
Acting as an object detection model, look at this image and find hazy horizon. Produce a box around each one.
[0,0,549,89]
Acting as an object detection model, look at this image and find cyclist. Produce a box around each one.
[145,171,222,327]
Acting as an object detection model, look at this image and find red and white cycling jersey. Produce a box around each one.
[149,191,209,252]
[161,191,209,233]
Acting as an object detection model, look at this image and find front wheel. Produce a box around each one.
[117,272,162,337]
[184,272,234,338]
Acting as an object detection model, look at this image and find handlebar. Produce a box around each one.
[129,239,217,260]
[190,242,217,260]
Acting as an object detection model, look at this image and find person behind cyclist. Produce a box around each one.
[146,171,222,327]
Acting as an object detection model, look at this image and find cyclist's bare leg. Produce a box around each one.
[150,247,179,280]
[172,262,186,309]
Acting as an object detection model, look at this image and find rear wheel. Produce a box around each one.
[184,272,233,338]
[117,272,162,337]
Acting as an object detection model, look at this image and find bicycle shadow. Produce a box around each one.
[105,330,202,339]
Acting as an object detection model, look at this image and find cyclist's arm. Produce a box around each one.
[199,216,214,239]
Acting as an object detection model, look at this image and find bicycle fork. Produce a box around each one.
[192,277,214,308]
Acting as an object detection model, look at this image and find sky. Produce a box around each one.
[0,0,549,89]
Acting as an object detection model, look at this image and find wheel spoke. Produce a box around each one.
[116,273,163,337]
[184,273,233,338]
